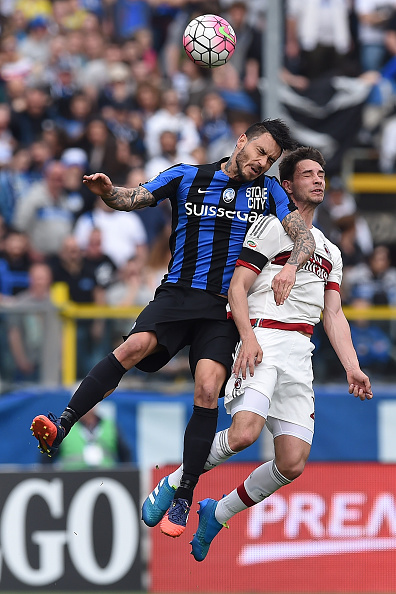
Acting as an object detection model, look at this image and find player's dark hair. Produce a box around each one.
[245,119,298,152]
[279,146,326,183]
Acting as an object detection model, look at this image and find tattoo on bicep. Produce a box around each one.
[282,211,315,268]
[102,186,155,211]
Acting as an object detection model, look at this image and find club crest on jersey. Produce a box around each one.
[232,376,245,398]
[323,242,331,257]
[223,188,235,203]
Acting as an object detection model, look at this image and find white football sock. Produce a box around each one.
[168,465,183,489]
[215,460,292,525]
[204,428,237,471]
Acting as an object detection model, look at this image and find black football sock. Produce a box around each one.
[174,405,218,504]
[60,353,127,435]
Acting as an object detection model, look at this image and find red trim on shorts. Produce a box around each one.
[237,483,256,507]
[250,318,314,335]
[325,281,340,292]
[236,259,260,274]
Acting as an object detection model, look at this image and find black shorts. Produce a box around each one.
[125,284,239,377]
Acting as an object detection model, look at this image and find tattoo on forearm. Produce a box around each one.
[282,211,315,269]
[101,186,155,211]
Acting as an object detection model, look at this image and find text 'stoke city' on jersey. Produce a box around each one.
[142,159,297,296]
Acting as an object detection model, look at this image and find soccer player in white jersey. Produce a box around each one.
[187,146,374,561]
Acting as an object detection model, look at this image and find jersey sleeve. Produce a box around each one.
[326,245,343,291]
[237,215,285,274]
[141,164,185,205]
[267,176,297,222]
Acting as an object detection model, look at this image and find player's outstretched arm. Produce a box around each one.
[228,265,263,379]
[322,289,373,401]
[273,210,315,305]
[83,173,156,212]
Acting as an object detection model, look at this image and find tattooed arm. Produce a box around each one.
[282,210,315,269]
[82,173,156,211]
[271,210,315,306]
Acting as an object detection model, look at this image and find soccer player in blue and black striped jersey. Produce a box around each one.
[31,119,315,538]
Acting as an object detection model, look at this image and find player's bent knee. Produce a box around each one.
[229,425,260,452]
[193,385,219,408]
[194,371,226,407]
[277,458,307,481]
[114,333,157,367]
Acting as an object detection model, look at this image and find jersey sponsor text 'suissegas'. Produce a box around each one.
[142,159,297,296]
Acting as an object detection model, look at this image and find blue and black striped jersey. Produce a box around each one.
[142,158,297,296]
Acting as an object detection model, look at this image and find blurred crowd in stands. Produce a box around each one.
[1,0,396,387]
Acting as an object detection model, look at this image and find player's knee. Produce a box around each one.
[276,457,307,481]
[194,381,219,407]
[114,333,156,367]
[229,425,260,452]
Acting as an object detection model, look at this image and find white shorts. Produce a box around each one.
[224,328,316,434]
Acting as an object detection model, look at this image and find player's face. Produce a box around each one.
[287,159,325,206]
[233,133,282,181]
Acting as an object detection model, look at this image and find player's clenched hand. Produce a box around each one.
[233,334,263,380]
[347,369,373,401]
[83,172,113,197]
[271,263,297,306]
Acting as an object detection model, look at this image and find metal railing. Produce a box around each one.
[1,284,396,388]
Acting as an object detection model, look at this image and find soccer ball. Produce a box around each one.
[183,14,236,69]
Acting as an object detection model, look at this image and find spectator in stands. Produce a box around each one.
[315,176,373,257]
[173,57,210,107]
[335,215,367,292]
[0,147,32,226]
[98,61,134,114]
[13,159,74,258]
[0,33,33,84]
[207,110,255,162]
[10,84,55,147]
[285,0,354,78]
[60,146,95,218]
[345,244,396,304]
[84,227,118,291]
[145,129,192,180]
[40,403,132,469]
[211,61,260,116]
[0,228,31,296]
[18,15,51,70]
[55,91,94,144]
[106,255,152,308]
[225,0,263,93]
[199,91,232,149]
[47,56,81,118]
[27,138,54,181]
[48,234,108,377]
[348,297,393,376]
[144,87,200,159]
[354,0,396,72]
[124,167,171,247]
[143,223,172,299]
[133,81,162,123]
[78,116,119,179]
[6,261,54,382]
[73,195,148,270]
[0,103,16,168]
[75,30,109,93]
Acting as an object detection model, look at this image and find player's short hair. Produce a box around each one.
[279,146,326,182]
[245,119,298,153]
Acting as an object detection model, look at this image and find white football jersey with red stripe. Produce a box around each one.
[234,214,343,328]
